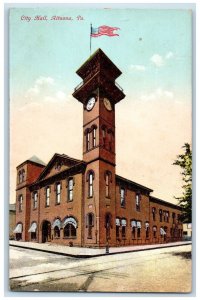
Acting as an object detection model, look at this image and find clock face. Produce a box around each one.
[103,98,112,111]
[86,97,96,111]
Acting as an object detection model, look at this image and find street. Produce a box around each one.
[9,244,192,293]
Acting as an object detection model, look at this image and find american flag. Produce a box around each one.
[91,25,120,37]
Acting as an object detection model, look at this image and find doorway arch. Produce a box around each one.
[42,220,51,243]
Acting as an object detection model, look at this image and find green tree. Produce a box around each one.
[173,143,192,223]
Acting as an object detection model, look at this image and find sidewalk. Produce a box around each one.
[9,240,191,258]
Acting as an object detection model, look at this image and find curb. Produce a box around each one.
[9,242,192,259]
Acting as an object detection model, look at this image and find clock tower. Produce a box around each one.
[73,48,125,247]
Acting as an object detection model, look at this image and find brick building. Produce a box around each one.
[14,49,183,248]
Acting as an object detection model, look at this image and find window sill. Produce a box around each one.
[55,203,60,206]
[45,205,50,208]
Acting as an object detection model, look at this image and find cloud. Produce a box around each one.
[150,52,174,67]
[24,76,68,104]
[129,64,146,72]
[140,88,174,101]
[165,51,174,59]
[150,54,165,67]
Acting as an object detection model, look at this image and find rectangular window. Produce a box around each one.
[86,132,90,151]
[68,178,73,201]
[102,129,106,147]
[122,226,126,238]
[19,195,23,212]
[159,209,163,222]
[93,128,96,147]
[166,211,169,222]
[152,207,156,221]
[136,194,140,211]
[46,187,50,207]
[89,173,93,197]
[137,227,141,238]
[116,226,120,238]
[132,227,136,239]
[105,174,109,198]
[172,212,176,224]
[120,188,125,207]
[33,192,38,209]
[56,183,61,204]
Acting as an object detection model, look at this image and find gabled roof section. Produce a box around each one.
[37,153,83,181]
[116,174,153,194]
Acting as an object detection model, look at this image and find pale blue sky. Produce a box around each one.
[9,8,192,203]
[10,8,191,103]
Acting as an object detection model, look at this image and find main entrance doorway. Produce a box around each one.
[42,220,51,243]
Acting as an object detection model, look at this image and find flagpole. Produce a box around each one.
[90,23,92,56]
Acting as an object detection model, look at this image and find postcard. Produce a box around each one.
[9,6,192,293]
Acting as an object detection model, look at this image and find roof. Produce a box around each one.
[37,153,84,181]
[9,204,16,211]
[116,174,153,193]
[76,48,122,79]
[28,155,46,166]
[17,155,46,168]
[150,196,182,210]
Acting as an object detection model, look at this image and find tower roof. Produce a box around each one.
[76,48,122,80]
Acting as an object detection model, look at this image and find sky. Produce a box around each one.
[9,8,192,204]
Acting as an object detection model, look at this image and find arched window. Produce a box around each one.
[120,187,125,207]
[54,226,60,238]
[136,193,141,211]
[136,221,142,238]
[107,129,113,152]
[85,128,90,151]
[28,222,37,240]
[91,125,97,148]
[116,218,120,239]
[152,207,156,221]
[22,169,25,182]
[121,219,127,239]
[131,220,137,239]
[101,125,106,148]
[55,182,61,204]
[18,194,23,212]
[86,213,94,239]
[145,222,150,238]
[68,177,74,202]
[63,217,77,238]
[45,186,50,207]
[64,224,76,238]
[153,226,157,238]
[33,191,38,209]
[86,170,94,198]
[18,171,22,183]
[105,171,112,198]
[172,212,176,224]
[52,218,61,238]
[159,209,163,222]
